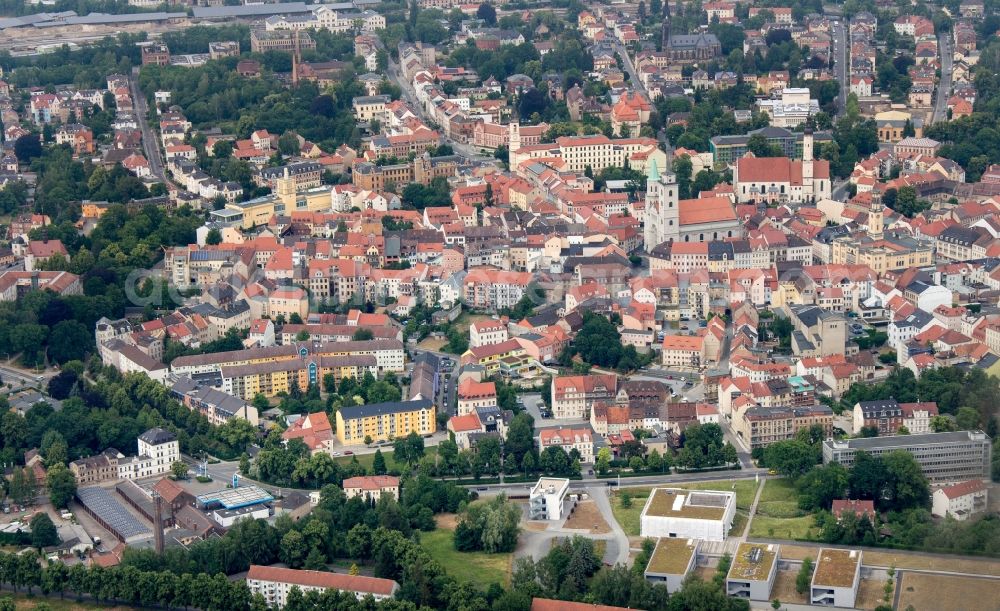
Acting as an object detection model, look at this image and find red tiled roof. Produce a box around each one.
[457,378,497,399]
[737,157,831,182]
[247,565,398,595]
[678,196,737,225]
[342,475,399,491]
[449,414,481,432]
[938,479,987,499]
[831,499,875,519]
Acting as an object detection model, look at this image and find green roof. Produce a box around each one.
[646,538,697,575]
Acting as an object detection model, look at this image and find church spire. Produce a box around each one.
[648,158,660,182]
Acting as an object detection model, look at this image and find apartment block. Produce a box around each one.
[822,431,992,483]
[335,399,435,445]
[247,565,398,607]
[550,374,617,420]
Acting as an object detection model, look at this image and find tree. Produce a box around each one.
[372,449,387,475]
[14,135,42,163]
[674,154,693,199]
[40,431,68,467]
[454,495,521,553]
[46,320,92,364]
[747,133,782,157]
[955,406,981,430]
[763,440,819,478]
[596,447,612,475]
[881,450,930,512]
[277,132,300,157]
[796,557,814,594]
[46,464,76,509]
[518,88,548,120]
[476,2,497,25]
[352,328,374,341]
[30,513,58,549]
[171,461,189,480]
[798,463,849,510]
[931,415,957,432]
[280,530,307,568]
[205,228,222,245]
[393,431,425,466]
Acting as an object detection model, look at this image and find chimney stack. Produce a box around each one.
[153,493,165,554]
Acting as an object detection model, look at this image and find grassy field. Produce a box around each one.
[332,450,400,472]
[748,514,817,540]
[778,544,1000,576]
[611,479,761,536]
[896,573,1000,611]
[419,528,512,588]
[747,478,817,540]
[1,595,136,610]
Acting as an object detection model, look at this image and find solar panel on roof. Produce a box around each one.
[196,485,273,510]
[77,487,150,540]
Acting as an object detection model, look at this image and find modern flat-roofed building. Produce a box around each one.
[639,488,736,541]
[529,477,570,521]
[726,542,779,601]
[335,399,435,445]
[250,29,316,54]
[644,538,698,592]
[247,565,398,607]
[822,431,992,483]
[810,548,862,608]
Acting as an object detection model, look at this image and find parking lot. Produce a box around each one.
[519,392,548,421]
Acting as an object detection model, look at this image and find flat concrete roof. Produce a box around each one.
[728,542,779,582]
[531,477,569,495]
[646,538,697,575]
[812,548,861,589]
[643,488,732,520]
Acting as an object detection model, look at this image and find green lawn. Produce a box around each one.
[748,478,817,539]
[755,479,812,519]
[759,478,798,503]
[747,514,817,540]
[419,529,512,587]
[332,450,399,472]
[3,595,136,610]
[611,490,647,536]
[611,479,761,536]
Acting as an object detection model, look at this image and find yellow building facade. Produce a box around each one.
[336,399,435,445]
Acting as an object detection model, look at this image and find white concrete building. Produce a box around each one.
[932,480,988,521]
[213,504,270,527]
[117,428,179,480]
[810,549,862,608]
[247,565,399,607]
[528,477,570,520]
[726,543,779,601]
[756,88,820,128]
[644,538,698,593]
[639,488,736,541]
[469,319,509,348]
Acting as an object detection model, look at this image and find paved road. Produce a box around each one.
[129,68,167,182]
[475,468,765,493]
[610,38,648,99]
[831,178,851,201]
[832,20,849,114]
[386,55,484,158]
[931,33,953,124]
[0,362,57,389]
[589,485,630,564]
